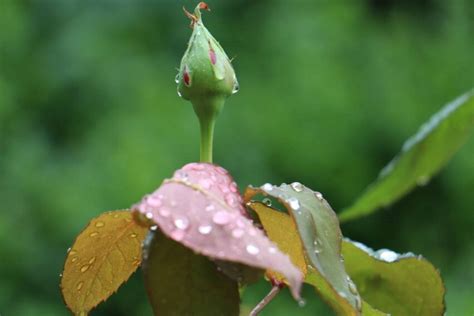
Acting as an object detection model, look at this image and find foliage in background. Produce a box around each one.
[1,0,474,315]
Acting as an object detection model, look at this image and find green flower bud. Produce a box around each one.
[177,2,239,103]
[176,2,239,163]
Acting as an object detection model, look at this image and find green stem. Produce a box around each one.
[192,96,225,163]
[199,115,215,163]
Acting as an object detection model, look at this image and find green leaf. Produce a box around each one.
[340,90,474,222]
[142,230,240,316]
[342,239,445,316]
[246,184,363,316]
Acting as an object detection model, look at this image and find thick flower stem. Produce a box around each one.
[192,96,225,163]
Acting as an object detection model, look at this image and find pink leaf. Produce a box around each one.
[132,162,302,298]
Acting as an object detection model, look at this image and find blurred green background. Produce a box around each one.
[1,0,473,315]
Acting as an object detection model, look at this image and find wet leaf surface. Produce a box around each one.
[132,163,303,298]
[342,239,445,316]
[142,230,240,316]
[246,183,363,316]
[61,210,148,315]
[340,90,474,222]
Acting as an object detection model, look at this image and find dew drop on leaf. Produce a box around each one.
[95,221,105,228]
[232,228,244,238]
[287,197,300,210]
[290,182,304,192]
[198,225,213,235]
[262,198,272,206]
[80,265,90,273]
[76,282,83,291]
[159,208,171,217]
[174,217,190,230]
[246,244,259,255]
[89,232,99,237]
[212,211,232,225]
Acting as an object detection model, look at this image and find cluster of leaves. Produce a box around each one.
[61,91,474,315]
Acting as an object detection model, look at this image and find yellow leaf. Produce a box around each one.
[248,202,307,282]
[61,210,148,315]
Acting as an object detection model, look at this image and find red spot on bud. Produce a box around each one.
[198,2,210,11]
[183,70,190,86]
[209,48,216,65]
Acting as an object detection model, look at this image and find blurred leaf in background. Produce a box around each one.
[0,0,473,315]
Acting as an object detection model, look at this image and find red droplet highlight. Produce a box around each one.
[209,49,216,65]
[183,69,191,86]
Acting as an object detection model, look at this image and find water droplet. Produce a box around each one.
[199,178,213,189]
[287,197,300,210]
[216,166,227,175]
[89,232,99,237]
[246,244,260,255]
[150,225,158,231]
[417,175,430,186]
[377,249,398,262]
[198,225,213,235]
[314,192,323,201]
[69,250,77,256]
[130,233,137,238]
[174,73,180,84]
[144,212,153,220]
[355,295,362,311]
[147,196,162,207]
[174,217,189,230]
[76,281,84,291]
[313,239,323,253]
[80,265,90,273]
[290,182,304,192]
[225,194,238,207]
[262,198,272,206]
[71,257,78,263]
[175,170,189,181]
[338,291,348,299]
[177,90,182,97]
[230,182,238,193]
[348,280,358,295]
[159,208,170,217]
[213,211,232,225]
[95,221,105,228]
[170,229,185,241]
[232,228,244,238]
[88,257,96,264]
[205,204,215,212]
[298,299,306,307]
[232,80,240,94]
